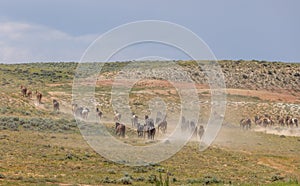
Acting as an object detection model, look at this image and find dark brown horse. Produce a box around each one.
[96,108,103,121]
[115,122,126,138]
[53,99,60,111]
[144,115,156,140]
[144,126,156,140]
[20,85,27,97]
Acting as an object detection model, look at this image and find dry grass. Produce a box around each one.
[0,61,300,185]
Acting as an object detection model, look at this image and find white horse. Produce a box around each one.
[81,107,90,119]
[131,113,138,128]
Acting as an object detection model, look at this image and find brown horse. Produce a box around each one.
[240,118,251,130]
[26,90,32,98]
[254,115,262,126]
[262,118,272,127]
[20,85,27,97]
[157,120,167,134]
[36,90,42,104]
[72,103,78,114]
[278,117,285,127]
[53,99,60,111]
[115,122,126,138]
[156,115,168,134]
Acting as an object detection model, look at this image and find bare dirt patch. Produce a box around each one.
[226,89,300,103]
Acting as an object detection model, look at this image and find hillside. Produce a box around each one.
[0,60,300,185]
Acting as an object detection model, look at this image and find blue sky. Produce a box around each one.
[0,0,299,63]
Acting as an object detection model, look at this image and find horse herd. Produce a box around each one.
[240,114,299,130]
[70,106,205,141]
[20,85,43,105]
[20,85,206,141]
[116,114,158,140]
[20,85,59,111]
[180,116,205,140]
[112,112,205,140]
[113,112,205,141]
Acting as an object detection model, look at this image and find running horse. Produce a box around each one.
[35,90,42,104]
[157,114,167,134]
[115,122,126,138]
[53,99,60,111]
[20,85,27,97]
[144,115,156,140]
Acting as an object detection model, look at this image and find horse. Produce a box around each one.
[96,108,103,120]
[144,115,156,140]
[147,127,156,140]
[285,116,291,127]
[74,106,83,118]
[157,120,167,134]
[198,125,205,140]
[35,90,42,104]
[181,116,188,133]
[278,117,285,127]
[189,121,197,135]
[287,118,299,128]
[262,118,272,128]
[131,113,138,128]
[291,118,299,128]
[20,85,27,97]
[115,122,126,138]
[254,115,262,126]
[53,99,60,111]
[157,114,167,134]
[137,123,144,138]
[81,107,89,119]
[26,90,32,98]
[240,118,251,130]
[114,110,121,122]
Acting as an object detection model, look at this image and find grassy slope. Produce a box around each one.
[0,60,300,185]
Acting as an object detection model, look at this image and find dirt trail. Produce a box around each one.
[254,126,300,137]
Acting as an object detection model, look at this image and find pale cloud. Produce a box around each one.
[0,21,97,63]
